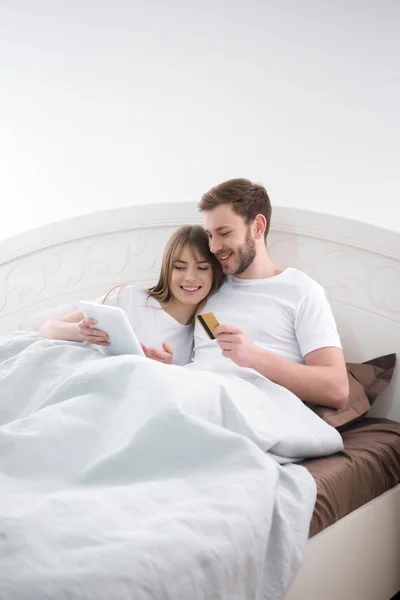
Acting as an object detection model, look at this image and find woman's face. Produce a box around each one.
[169,246,213,307]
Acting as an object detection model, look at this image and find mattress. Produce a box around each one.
[300,418,400,537]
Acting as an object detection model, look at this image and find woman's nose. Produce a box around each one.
[183,269,197,282]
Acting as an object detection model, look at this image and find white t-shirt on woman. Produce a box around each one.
[96,285,194,366]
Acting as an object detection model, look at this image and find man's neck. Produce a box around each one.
[234,247,283,280]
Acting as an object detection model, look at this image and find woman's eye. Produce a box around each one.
[174,266,185,271]
[198,266,210,271]
[221,232,230,237]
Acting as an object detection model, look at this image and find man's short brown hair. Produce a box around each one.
[199,178,272,240]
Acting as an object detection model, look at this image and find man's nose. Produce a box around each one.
[209,237,222,254]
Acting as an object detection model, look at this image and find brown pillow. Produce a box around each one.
[306,354,396,429]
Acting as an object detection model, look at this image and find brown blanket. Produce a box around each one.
[299,418,400,537]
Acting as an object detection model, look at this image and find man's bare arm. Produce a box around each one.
[251,345,349,409]
[215,324,349,409]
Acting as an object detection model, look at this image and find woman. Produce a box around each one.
[39,226,224,365]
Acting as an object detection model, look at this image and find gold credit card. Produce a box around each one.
[196,312,220,340]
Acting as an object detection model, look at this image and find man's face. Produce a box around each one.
[203,204,256,276]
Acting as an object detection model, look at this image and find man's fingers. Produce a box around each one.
[219,341,234,351]
[214,324,242,337]
[216,334,240,344]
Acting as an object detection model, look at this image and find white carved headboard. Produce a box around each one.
[1,203,399,420]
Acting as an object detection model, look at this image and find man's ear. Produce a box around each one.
[254,214,267,239]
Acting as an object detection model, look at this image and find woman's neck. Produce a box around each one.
[161,298,194,325]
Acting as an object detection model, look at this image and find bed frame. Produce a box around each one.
[1,203,399,600]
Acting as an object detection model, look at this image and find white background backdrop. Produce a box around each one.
[1,0,399,241]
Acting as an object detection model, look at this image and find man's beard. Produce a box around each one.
[225,228,256,276]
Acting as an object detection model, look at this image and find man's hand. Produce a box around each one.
[214,324,349,409]
[214,324,259,368]
[141,342,174,365]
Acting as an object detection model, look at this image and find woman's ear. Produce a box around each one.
[254,214,267,240]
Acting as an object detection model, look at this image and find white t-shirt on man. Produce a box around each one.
[193,268,342,366]
[96,285,194,366]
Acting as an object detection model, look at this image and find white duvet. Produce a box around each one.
[0,333,343,600]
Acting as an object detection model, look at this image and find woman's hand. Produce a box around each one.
[77,318,110,346]
[141,342,174,365]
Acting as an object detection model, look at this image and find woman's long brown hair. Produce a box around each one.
[102,225,224,321]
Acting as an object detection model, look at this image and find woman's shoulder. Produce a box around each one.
[102,284,151,307]
[118,285,154,306]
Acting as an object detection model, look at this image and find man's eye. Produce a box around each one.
[221,232,230,237]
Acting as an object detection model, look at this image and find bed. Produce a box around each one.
[0,202,399,600]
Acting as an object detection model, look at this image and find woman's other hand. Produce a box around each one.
[141,342,173,364]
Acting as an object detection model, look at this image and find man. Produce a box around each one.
[194,178,349,409]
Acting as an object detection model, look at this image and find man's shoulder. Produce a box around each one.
[283,268,321,291]
[280,268,324,305]
[208,269,323,306]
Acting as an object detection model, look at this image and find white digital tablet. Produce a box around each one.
[80,301,145,357]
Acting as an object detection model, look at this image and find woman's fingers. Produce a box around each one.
[141,344,152,358]
[148,348,165,360]
[161,342,173,356]
[81,318,97,328]
[80,328,108,342]
[78,320,109,345]
[147,347,173,364]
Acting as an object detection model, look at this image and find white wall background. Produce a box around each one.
[0,0,399,241]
